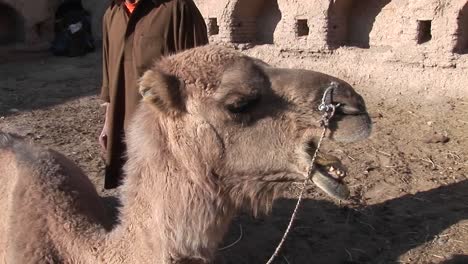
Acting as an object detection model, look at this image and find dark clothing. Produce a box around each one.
[100,0,208,189]
[51,0,95,57]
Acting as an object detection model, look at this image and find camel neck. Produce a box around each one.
[114,154,228,262]
[99,225,163,263]
[100,108,237,263]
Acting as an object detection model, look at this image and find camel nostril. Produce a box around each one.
[337,105,364,115]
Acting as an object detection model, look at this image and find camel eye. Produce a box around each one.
[226,96,260,114]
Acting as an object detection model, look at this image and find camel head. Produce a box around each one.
[133,45,371,218]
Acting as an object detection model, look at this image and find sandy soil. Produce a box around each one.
[0,47,467,264]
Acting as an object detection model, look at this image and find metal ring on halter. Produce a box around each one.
[319,81,338,107]
[318,82,341,127]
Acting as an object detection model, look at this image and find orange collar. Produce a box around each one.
[124,1,138,13]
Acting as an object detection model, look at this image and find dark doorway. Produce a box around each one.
[0,3,24,45]
[326,0,353,47]
[255,0,281,44]
[231,0,281,44]
[454,3,468,54]
[327,0,391,49]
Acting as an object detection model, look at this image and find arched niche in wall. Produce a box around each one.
[230,0,281,44]
[454,3,468,54]
[326,0,353,48]
[327,0,391,49]
[0,2,24,45]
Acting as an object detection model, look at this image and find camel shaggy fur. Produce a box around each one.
[0,45,372,264]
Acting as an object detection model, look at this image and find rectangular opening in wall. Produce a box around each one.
[208,18,219,36]
[296,19,309,37]
[417,20,432,44]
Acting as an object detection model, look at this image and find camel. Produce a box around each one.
[0,45,372,264]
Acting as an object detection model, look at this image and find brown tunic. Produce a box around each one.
[100,0,208,189]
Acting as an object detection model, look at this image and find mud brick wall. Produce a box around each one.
[2,0,468,65]
[194,0,468,55]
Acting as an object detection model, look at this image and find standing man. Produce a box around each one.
[99,0,208,189]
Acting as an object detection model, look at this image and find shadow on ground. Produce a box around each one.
[442,255,468,264]
[0,49,101,116]
[218,180,468,264]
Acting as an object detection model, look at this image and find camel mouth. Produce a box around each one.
[313,161,351,200]
[304,140,347,181]
[303,140,351,200]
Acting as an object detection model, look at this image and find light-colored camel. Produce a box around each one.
[0,45,372,264]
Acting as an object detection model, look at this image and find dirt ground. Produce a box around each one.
[0,47,467,264]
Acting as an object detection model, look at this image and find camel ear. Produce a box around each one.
[138,69,186,116]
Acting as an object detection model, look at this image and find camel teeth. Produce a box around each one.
[329,166,335,172]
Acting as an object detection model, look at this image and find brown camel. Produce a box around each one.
[0,45,372,264]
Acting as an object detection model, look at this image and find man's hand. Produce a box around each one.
[99,103,109,154]
[99,124,108,153]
